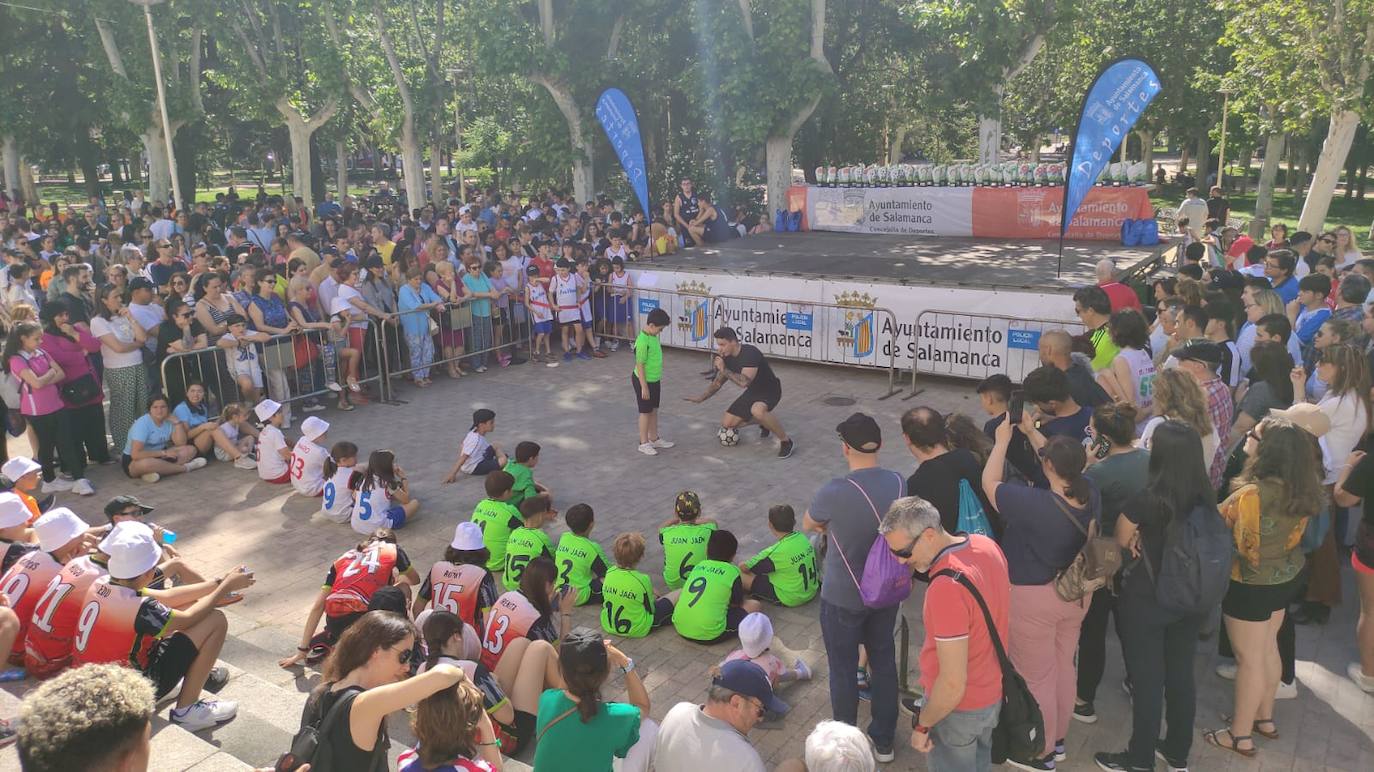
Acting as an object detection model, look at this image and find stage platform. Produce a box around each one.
[646,231,1161,292]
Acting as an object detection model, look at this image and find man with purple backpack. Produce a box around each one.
[803,412,909,763]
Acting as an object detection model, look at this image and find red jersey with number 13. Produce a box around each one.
[480,591,547,670]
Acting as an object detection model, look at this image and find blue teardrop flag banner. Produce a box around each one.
[596,88,650,218]
[1061,58,1162,240]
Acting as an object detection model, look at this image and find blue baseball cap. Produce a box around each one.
[713,660,786,714]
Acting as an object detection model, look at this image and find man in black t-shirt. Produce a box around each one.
[684,327,794,458]
[901,406,997,537]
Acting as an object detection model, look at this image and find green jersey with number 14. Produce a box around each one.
[745,531,819,606]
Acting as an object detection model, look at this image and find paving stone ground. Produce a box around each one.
[4,349,1373,770]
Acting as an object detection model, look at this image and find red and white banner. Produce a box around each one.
[793,185,1153,242]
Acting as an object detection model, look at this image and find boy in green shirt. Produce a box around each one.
[658,490,716,590]
[601,532,678,638]
[470,470,523,573]
[739,504,819,607]
[633,307,673,456]
[503,440,549,508]
[555,503,610,605]
[672,529,761,643]
[503,494,556,591]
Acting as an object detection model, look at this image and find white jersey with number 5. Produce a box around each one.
[352,478,394,535]
[290,438,329,496]
[320,467,356,523]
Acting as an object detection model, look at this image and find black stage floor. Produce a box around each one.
[646,231,1161,291]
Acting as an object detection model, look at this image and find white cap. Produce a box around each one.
[738,612,774,659]
[300,416,330,441]
[1,456,41,481]
[254,398,282,422]
[99,521,154,555]
[104,523,163,579]
[33,508,88,553]
[0,492,29,528]
[451,521,485,551]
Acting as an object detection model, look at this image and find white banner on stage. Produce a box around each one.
[807,186,974,236]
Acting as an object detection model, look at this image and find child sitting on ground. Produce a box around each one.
[211,403,259,466]
[658,490,717,590]
[739,504,819,607]
[442,408,508,483]
[672,529,761,644]
[601,532,678,638]
[470,470,523,575]
[218,313,270,403]
[412,522,500,633]
[502,441,550,508]
[289,416,331,496]
[320,441,364,524]
[353,449,419,533]
[555,503,609,606]
[502,495,556,592]
[1,457,44,523]
[710,611,812,716]
[254,399,291,483]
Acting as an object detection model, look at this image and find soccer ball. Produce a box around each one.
[717,426,740,447]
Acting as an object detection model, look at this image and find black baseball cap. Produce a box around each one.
[525,264,540,276]
[104,495,154,519]
[1174,341,1224,367]
[836,412,882,453]
[555,258,573,270]
[128,277,155,291]
[560,627,609,674]
[713,660,786,714]
[471,408,496,428]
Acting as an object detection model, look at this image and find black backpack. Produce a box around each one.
[931,570,1045,765]
[275,684,384,772]
[1145,501,1231,615]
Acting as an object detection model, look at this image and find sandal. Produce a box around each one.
[1203,728,1257,757]
[1223,714,1278,740]
[336,402,355,411]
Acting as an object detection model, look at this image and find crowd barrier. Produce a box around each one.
[908,310,1088,389]
[381,297,529,394]
[589,281,903,398]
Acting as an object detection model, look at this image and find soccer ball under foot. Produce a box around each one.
[717,426,740,447]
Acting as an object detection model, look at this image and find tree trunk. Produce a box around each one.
[1298,109,1361,234]
[1359,163,1368,198]
[1031,135,1042,163]
[1139,130,1154,180]
[397,133,425,215]
[1194,131,1211,187]
[139,129,171,206]
[274,97,338,211]
[1236,147,1252,195]
[888,126,908,164]
[532,74,594,203]
[429,136,444,209]
[1251,132,1284,239]
[2,136,19,199]
[336,140,348,200]
[978,114,1002,165]
[20,162,38,207]
[1178,142,1190,177]
[1285,137,1296,194]
[109,153,124,186]
[766,94,821,216]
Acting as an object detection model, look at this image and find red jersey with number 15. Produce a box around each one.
[325,543,401,617]
[0,549,62,661]
[420,561,497,633]
[23,555,107,678]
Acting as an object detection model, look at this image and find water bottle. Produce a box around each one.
[160,528,178,545]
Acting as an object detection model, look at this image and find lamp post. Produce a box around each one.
[129,0,183,211]
[1217,88,1233,189]
[447,68,466,205]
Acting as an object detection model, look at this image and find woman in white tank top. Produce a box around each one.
[1096,310,1156,418]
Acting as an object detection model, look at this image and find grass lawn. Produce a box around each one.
[1148,181,1374,238]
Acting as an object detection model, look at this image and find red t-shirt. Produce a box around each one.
[1098,281,1141,313]
[919,534,1009,712]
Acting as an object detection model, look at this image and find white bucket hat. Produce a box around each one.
[451,521,485,551]
[254,398,283,422]
[1,457,41,482]
[0,492,30,528]
[300,416,330,441]
[104,523,163,580]
[33,508,88,553]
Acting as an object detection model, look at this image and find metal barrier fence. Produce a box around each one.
[158,321,387,419]
[589,281,903,398]
[908,310,1088,392]
[381,296,528,390]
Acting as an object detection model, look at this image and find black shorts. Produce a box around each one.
[121,453,133,477]
[470,446,502,476]
[727,386,781,421]
[652,597,674,628]
[144,632,199,699]
[632,375,661,414]
[586,577,604,606]
[1222,576,1302,622]
[750,573,781,604]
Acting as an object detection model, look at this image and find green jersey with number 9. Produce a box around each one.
[744,531,820,606]
[600,567,656,638]
[503,527,554,592]
[671,559,742,642]
[658,521,717,590]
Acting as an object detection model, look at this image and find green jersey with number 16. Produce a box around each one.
[658,521,717,590]
[601,567,656,638]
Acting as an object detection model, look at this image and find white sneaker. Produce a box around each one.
[1348,662,1374,693]
[1215,662,1237,680]
[70,479,95,496]
[170,699,238,731]
[40,477,73,493]
[1274,679,1298,700]
[184,457,208,472]
[793,660,813,681]
[325,381,344,392]
[651,438,675,449]
[140,472,161,484]
[637,442,658,456]
[233,455,258,470]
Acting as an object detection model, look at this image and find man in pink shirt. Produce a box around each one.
[880,496,1010,771]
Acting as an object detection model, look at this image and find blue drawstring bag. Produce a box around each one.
[787,210,803,232]
[957,478,993,537]
[775,209,787,233]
